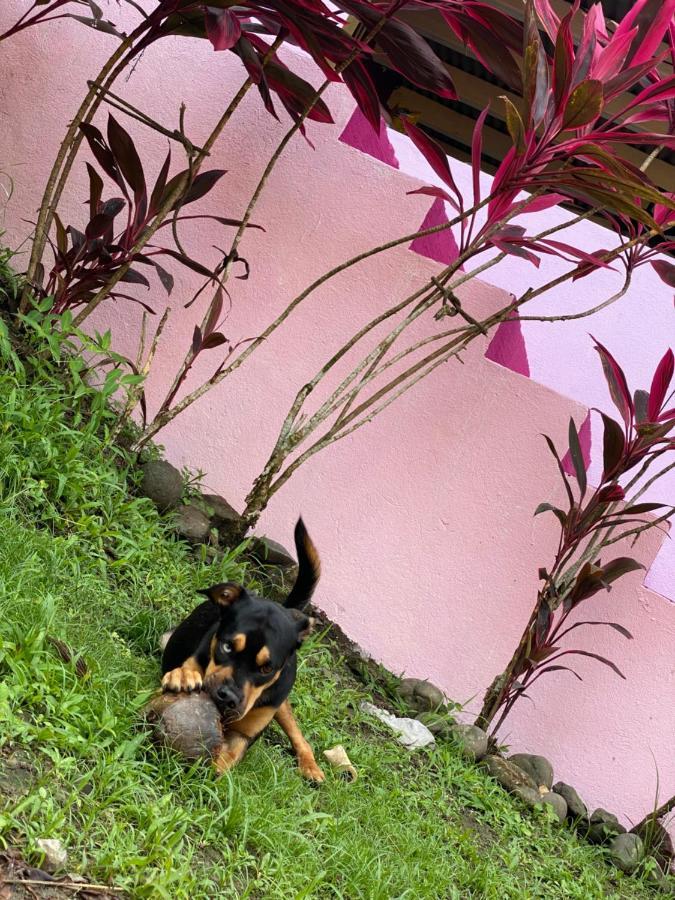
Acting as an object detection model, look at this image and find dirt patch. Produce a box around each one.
[0,853,123,900]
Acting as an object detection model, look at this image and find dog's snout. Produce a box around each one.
[216,684,238,709]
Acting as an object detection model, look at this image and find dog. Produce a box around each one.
[161,518,325,781]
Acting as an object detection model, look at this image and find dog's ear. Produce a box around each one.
[293,613,316,646]
[198,582,245,607]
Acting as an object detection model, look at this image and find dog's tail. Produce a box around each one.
[284,518,321,610]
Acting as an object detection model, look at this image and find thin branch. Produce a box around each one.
[517,270,632,323]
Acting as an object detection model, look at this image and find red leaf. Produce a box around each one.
[533,0,560,42]
[266,61,334,124]
[407,186,460,214]
[342,61,381,134]
[614,0,675,67]
[597,483,625,503]
[593,27,638,81]
[204,8,241,51]
[600,412,625,478]
[377,16,457,100]
[505,193,566,215]
[651,260,675,288]
[401,118,461,205]
[553,8,575,111]
[648,348,674,421]
[592,336,634,431]
[471,105,490,206]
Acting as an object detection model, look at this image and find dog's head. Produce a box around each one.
[198,583,314,722]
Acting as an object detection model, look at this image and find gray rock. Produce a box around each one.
[587,808,627,844]
[609,832,644,874]
[552,781,588,821]
[398,677,445,712]
[508,753,554,790]
[513,786,542,807]
[631,820,674,873]
[140,460,183,511]
[454,724,489,761]
[200,493,244,537]
[540,791,568,824]
[250,536,297,568]
[482,756,539,793]
[175,503,212,544]
[36,837,68,873]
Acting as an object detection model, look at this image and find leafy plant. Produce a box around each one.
[477,342,675,734]
[42,115,249,315]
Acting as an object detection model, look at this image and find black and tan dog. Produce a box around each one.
[161,518,324,781]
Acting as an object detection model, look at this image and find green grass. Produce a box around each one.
[0,314,666,899]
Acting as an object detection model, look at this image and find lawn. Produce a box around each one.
[0,306,662,898]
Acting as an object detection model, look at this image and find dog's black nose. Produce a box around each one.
[216,685,238,709]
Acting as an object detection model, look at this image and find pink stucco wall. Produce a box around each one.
[1,4,673,832]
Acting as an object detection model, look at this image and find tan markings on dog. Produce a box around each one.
[213,707,277,774]
[214,584,242,606]
[232,633,246,653]
[161,656,203,693]
[275,700,325,782]
[213,733,249,774]
[240,670,281,716]
[204,662,233,686]
[255,645,270,666]
[303,531,321,579]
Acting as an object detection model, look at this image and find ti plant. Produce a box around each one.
[43,115,246,316]
[477,342,675,735]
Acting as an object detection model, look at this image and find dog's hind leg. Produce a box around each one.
[274,700,325,783]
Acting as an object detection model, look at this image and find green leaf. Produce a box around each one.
[561,79,603,130]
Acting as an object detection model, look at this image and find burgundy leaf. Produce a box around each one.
[568,417,587,496]
[407,186,460,213]
[162,170,227,212]
[623,502,668,514]
[192,325,202,355]
[153,248,218,280]
[401,118,461,205]
[471,105,490,206]
[533,502,567,528]
[378,17,456,100]
[204,7,241,51]
[101,197,125,219]
[149,150,172,218]
[85,212,115,240]
[651,260,675,288]
[79,122,125,193]
[107,115,146,200]
[592,336,634,431]
[204,287,224,337]
[201,332,228,350]
[600,413,626,481]
[342,61,381,134]
[543,434,575,509]
[569,621,633,640]
[532,665,583,682]
[597,483,625,503]
[634,388,649,424]
[266,61,334,124]
[648,349,674,421]
[85,163,103,221]
[552,8,575,111]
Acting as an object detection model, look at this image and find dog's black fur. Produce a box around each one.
[161,518,324,780]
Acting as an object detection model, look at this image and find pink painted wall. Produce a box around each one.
[1,4,673,832]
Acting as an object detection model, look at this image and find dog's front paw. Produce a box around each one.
[161,665,203,693]
[298,756,325,783]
